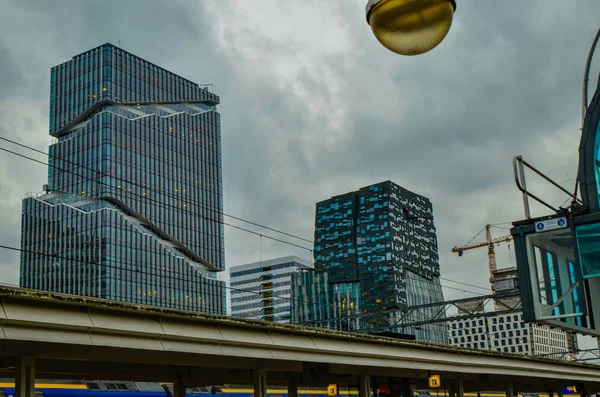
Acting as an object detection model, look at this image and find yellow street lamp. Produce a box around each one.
[366,0,456,56]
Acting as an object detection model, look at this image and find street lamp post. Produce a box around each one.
[365,0,456,56]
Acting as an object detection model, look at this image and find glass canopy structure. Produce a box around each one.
[512,63,600,336]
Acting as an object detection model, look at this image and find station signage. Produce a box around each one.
[534,216,567,233]
[428,375,441,388]
[328,384,338,396]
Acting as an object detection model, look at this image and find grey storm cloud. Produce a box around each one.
[0,40,24,100]
[0,0,599,336]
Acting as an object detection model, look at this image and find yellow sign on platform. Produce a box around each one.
[327,384,339,396]
[429,375,441,388]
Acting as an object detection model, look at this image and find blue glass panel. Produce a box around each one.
[568,261,583,326]
[20,44,225,314]
[595,122,600,207]
[575,222,600,278]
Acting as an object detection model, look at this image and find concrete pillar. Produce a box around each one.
[388,378,399,397]
[549,392,554,397]
[358,374,371,397]
[173,378,186,397]
[14,356,35,397]
[557,388,564,397]
[372,377,378,397]
[402,379,411,397]
[253,369,267,397]
[505,381,514,397]
[287,375,298,397]
[456,379,465,397]
[448,385,456,397]
[579,384,589,397]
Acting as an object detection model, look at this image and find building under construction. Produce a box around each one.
[449,224,577,358]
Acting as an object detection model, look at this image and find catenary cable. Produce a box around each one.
[0,142,492,294]
[0,136,313,244]
[0,244,486,312]
[0,146,313,253]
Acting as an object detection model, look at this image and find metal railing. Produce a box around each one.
[301,292,522,333]
[513,155,583,219]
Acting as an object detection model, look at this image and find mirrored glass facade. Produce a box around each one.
[20,44,225,314]
[292,271,331,324]
[293,181,447,343]
[230,256,313,323]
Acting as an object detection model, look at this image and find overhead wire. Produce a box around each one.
[0,243,488,318]
[0,136,313,244]
[303,259,487,296]
[0,146,313,253]
[459,225,487,249]
[489,221,513,226]
[439,277,490,292]
[0,244,314,306]
[0,138,492,297]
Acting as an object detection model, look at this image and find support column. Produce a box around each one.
[359,374,371,397]
[448,384,456,397]
[287,374,298,397]
[372,377,378,397]
[456,379,464,397]
[388,378,399,397]
[14,356,35,397]
[505,381,514,397]
[557,388,564,397]
[253,369,267,397]
[173,378,186,397]
[579,384,589,397]
[402,379,411,397]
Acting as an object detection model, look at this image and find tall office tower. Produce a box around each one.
[292,181,447,344]
[20,44,225,314]
[230,256,313,323]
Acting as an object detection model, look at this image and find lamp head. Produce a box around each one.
[366,0,456,56]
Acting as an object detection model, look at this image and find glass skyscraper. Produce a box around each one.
[229,256,313,323]
[20,43,225,314]
[292,181,447,344]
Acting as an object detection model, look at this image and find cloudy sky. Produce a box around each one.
[1,1,599,343]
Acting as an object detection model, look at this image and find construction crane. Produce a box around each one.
[452,225,515,293]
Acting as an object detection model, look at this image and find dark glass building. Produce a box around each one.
[292,181,447,344]
[20,44,225,314]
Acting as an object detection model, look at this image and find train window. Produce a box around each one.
[35,392,44,397]
[87,383,101,390]
[136,382,155,392]
[124,382,139,392]
[105,383,118,390]
[116,384,129,390]
[0,391,6,397]
[150,384,165,392]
